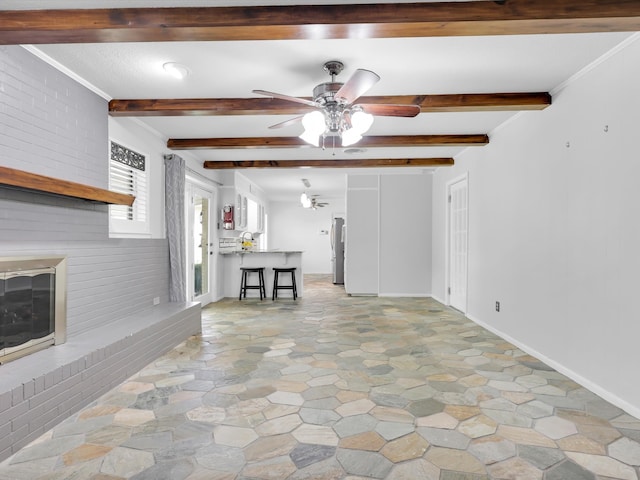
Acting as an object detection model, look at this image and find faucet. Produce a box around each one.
[240,231,254,250]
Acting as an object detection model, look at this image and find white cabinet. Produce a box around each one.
[241,196,248,229]
[344,173,433,297]
[247,198,265,233]
[247,198,258,232]
[235,193,248,229]
[345,176,379,295]
[221,180,265,233]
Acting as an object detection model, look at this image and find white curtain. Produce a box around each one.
[164,154,186,302]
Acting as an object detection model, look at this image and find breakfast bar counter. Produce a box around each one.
[219,250,303,299]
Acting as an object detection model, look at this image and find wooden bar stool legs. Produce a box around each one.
[272,267,297,300]
[239,267,266,300]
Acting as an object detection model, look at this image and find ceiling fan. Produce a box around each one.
[309,195,329,210]
[299,179,328,209]
[253,60,420,147]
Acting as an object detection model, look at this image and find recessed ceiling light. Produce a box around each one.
[163,62,190,79]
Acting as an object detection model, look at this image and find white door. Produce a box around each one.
[187,184,214,305]
[448,175,468,312]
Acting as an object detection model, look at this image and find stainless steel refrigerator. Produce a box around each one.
[331,217,345,284]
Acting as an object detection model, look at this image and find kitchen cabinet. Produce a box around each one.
[229,193,264,234]
[246,198,265,233]
[237,194,247,229]
[258,204,265,232]
[219,172,266,234]
[247,198,258,233]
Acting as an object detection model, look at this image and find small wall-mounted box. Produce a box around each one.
[219,237,241,253]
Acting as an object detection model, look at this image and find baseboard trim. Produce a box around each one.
[430,294,446,305]
[379,293,432,298]
[466,313,640,420]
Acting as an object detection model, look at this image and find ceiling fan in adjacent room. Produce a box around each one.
[308,195,329,210]
[300,194,328,210]
[299,178,329,209]
[253,60,420,147]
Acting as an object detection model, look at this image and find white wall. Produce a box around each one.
[269,200,343,274]
[432,35,640,416]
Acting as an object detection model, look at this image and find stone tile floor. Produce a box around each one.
[1,274,639,479]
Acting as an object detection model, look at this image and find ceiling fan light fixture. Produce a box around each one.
[351,110,374,134]
[302,110,326,131]
[300,192,312,208]
[341,128,362,147]
[255,60,417,149]
[299,130,321,147]
[300,110,326,146]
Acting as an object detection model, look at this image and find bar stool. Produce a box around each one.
[272,267,297,300]
[239,267,266,300]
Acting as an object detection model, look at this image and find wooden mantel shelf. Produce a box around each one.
[0,166,135,206]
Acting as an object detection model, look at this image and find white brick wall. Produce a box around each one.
[0,46,199,461]
[0,45,107,187]
[0,46,171,336]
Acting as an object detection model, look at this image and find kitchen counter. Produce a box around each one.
[219,250,303,298]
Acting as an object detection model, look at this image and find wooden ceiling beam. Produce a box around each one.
[1,1,639,45]
[109,93,551,117]
[168,134,488,150]
[203,158,455,169]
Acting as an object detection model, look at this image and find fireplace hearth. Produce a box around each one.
[0,256,67,364]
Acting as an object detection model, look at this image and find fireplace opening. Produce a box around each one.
[0,256,67,364]
[1,268,55,349]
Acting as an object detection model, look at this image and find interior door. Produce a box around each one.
[187,184,214,304]
[448,175,469,312]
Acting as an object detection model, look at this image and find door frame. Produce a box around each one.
[185,177,217,305]
[445,172,469,313]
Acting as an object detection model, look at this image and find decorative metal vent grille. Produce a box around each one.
[110,141,145,171]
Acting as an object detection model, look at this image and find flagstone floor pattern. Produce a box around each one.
[1,275,639,479]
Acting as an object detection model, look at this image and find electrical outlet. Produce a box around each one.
[153,297,160,306]
[495,301,500,312]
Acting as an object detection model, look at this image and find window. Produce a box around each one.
[109,140,149,236]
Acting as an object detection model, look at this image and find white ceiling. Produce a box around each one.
[9,2,633,203]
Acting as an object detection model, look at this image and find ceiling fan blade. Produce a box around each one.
[356,103,420,118]
[252,89,318,107]
[268,115,304,129]
[335,69,380,104]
